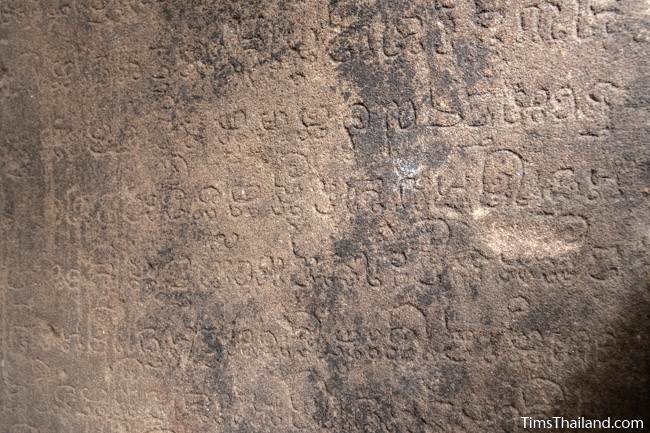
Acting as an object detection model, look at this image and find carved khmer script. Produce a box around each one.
[1,1,648,432]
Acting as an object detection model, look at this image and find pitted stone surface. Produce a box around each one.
[0,1,649,432]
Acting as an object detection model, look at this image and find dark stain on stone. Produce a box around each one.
[454,39,490,88]
[334,238,358,258]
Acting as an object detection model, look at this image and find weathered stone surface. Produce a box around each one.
[1,1,649,432]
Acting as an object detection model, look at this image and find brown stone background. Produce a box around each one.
[0,1,649,432]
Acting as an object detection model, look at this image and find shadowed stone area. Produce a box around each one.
[0,1,649,432]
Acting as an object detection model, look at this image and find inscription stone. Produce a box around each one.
[0,1,649,432]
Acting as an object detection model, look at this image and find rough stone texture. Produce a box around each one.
[1,1,649,432]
